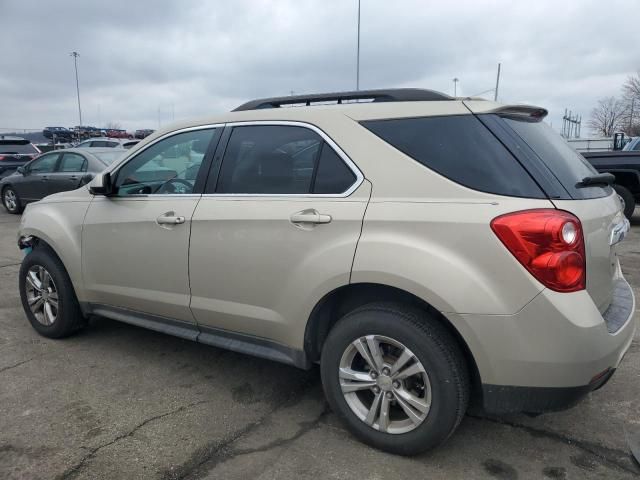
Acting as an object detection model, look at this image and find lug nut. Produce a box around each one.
[393,381,400,389]
[370,372,378,379]
[386,392,393,399]
[382,367,390,376]
[373,386,380,394]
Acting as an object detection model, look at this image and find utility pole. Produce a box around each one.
[452,78,459,97]
[70,52,82,126]
[356,0,361,90]
[494,63,501,101]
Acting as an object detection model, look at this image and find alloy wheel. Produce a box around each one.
[3,189,17,211]
[24,265,59,326]
[339,335,432,434]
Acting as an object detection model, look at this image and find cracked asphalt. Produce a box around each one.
[1,207,639,480]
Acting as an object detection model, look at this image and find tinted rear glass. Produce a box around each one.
[362,115,544,198]
[0,142,38,154]
[501,118,608,199]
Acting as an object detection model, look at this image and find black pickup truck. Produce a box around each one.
[582,150,640,219]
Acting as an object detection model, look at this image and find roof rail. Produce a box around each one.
[232,88,452,111]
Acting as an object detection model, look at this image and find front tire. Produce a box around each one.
[19,247,86,338]
[613,184,635,220]
[2,186,23,214]
[321,302,469,455]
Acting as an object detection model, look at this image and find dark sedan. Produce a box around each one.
[0,136,41,179]
[1,148,125,214]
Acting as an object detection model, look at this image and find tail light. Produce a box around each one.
[0,156,5,161]
[491,209,585,292]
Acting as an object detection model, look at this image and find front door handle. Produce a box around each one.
[290,209,332,225]
[156,212,185,225]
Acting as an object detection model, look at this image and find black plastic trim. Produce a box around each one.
[84,303,310,369]
[233,88,452,111]
[603,278,635,334]
[481,369,615,414]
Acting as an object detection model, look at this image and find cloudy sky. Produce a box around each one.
[1,0,638,134]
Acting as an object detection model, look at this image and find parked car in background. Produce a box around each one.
[134,129,154,139]
[1,148,124,214]
[15,89,635,455]
[0,136,41,179]
[75,138,140,149]
[106,129,133,139]
[43,127,73,142]
[581,149,640,219]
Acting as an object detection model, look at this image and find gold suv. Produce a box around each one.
[17,89,635,454]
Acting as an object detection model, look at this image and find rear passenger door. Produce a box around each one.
[47,152,87,194]
[189,122,371,349]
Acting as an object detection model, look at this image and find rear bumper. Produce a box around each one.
[481,367,616,414]
[451,268,636,413]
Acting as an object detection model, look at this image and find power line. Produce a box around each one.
[356,0,361,90]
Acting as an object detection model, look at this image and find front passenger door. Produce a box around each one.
[18,153,60,201]
[47,152,87,194]
[82,127,221,323]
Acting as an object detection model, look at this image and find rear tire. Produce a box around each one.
[19,247,86,338]
[613,184,635,220]
[320,302,469,455]
[2,186,23,214]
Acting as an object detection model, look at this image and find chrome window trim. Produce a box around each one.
[203,120,364,198]
[104,123,225,198]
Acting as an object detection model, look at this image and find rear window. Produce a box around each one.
[361,115,545,198]
[0,142,39,154]
[92,151,125,165]
[501,118,609,199]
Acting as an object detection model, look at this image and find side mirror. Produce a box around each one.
[17,166,26,175]
[80,173,95,186]
[88,172,114,195]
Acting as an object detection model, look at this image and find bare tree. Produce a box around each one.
[621,72,640,135]
[104,121,122,130]
[587,97,627,137]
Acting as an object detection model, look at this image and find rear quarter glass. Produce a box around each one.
[361,115,546,199]
[498,117,610,200]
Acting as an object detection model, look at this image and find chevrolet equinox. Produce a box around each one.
[16,89,636,455]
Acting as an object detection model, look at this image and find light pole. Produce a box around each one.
[356,0,361,90]
[452,78,459,97]
[70,51,82,126]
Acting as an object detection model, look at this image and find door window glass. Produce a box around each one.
[29,154,58,173]
[216,125,323,194]
[59,153,87,172]
[114,129,215,195]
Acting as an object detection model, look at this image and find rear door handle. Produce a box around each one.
[156,212,185,225]
[290,209,332,225]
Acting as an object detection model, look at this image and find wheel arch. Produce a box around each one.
[304,282,482,397]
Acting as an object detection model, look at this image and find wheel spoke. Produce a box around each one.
[365,391,383,426]
[394,391,425,425]
[28,294,42,306]
[31,297,45,313]
[48,291,58,301]
[393,362,425,380]
[339,367,373,383]
[42,272,51,290]
[353,338,378,372]
[44,301,55,325]
[340,380,377,393]
[27,270,42,291]
[394,387,429,413]
[378,394,391,432]
[47,296,59,309]
[365,335,384,371]
[390,347,413,376]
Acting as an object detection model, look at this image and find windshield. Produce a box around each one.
[92,150,126,165]
[501,117,609,199]
[0,142,39,154]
